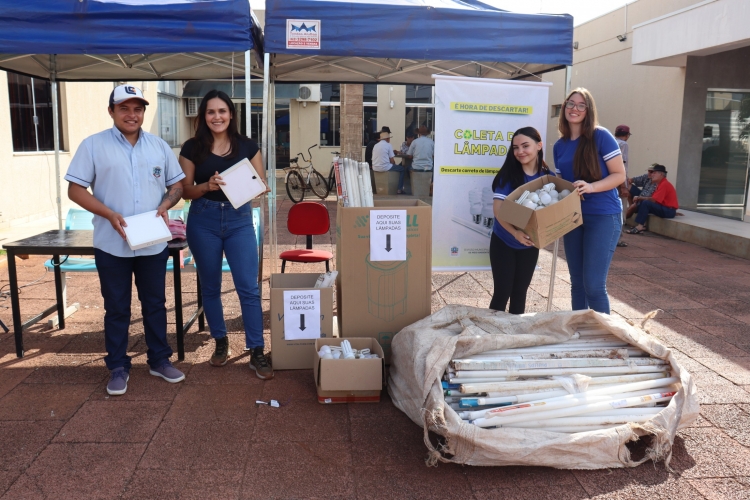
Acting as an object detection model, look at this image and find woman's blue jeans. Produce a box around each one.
[563,213,622,314]
[187,198,263,349]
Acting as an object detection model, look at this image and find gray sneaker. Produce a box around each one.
[149,360,185,383]
[249,346,274,380]
[107,368,129,396]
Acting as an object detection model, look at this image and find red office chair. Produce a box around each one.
[279,201,333,273]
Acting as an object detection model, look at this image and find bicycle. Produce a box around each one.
[284,144,330,203]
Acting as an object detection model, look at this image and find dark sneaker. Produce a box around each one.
[107,368,129,396]
[149,360,185,383]
[249,347,274,380]
[210,336,231,367]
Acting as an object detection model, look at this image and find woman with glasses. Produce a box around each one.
[553,88,626,314]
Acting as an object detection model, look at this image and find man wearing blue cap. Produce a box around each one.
[65,84,186,396]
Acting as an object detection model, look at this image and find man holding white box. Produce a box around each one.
[65,84,186,396]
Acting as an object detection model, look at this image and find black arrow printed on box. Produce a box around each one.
[300,314,306,331]
[386,234,391,252]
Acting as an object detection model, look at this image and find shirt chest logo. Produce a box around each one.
[152,166,162,178]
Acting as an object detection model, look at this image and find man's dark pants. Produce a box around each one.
[635,200,676,226]
[94,247,172,372]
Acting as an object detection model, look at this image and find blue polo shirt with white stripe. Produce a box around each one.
[553,126,622,215]
[65,126,185,258]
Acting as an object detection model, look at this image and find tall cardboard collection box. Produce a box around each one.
[496,175,583,249]
[270,273,334,370]
[336,199,432,360]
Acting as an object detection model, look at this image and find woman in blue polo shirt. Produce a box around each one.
[553,88,626,314]
[490,127,552,314]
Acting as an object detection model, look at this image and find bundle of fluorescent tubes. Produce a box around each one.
[442,329,678,433]
[336,157,374,207]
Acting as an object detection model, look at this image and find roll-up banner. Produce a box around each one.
[432,75,552,271]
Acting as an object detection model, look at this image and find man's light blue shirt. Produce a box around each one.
[407,136,435,171]
[64,126,185,258]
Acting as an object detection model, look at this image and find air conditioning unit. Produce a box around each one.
[185,97,199,117]
[297,84,321,102]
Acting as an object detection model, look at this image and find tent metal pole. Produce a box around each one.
[247,50,264,294]
[547,65,573,312]
[268,80,277,273]
[50,54,63,230]
[262,53,277,274]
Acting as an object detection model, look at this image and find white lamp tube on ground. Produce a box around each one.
[458,347,646,358]
[473,390,676,428]
[461,372,669,394]
[500,413,658,428]
[453,365,669,381]
[452,357,667,371]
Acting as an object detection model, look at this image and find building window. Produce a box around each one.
[320,105,340,147]
[405,85,435,137]
[551,104,562,118]
[157,81,179,147]
[7,73,63,152]
[363,105,378,146]
[405,85,433,104]
[321,83,340,102]
[405,107,434,137]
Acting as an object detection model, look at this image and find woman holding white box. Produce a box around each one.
[179,90,273,379]
[489,127,552,314]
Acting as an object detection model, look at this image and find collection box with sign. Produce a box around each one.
[270,273,334,370]
[335,199,432,361]
[314,338,384,404]
[496,175,582,249]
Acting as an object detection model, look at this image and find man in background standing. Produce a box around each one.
[614,125,631,248]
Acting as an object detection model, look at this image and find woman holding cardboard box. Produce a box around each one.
[489,127,552,314]
[553,88,626,314]
[179,90,274,379]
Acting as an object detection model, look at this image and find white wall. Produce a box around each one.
[541,0,695,181]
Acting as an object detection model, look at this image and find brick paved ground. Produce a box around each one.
[2,197,750,499]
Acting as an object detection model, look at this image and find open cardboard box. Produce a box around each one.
[313,338,385,404]
[270,273,334,370]
[496,175,583,248]
[335,199,431,362]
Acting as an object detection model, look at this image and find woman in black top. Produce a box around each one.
[179,90,273,379]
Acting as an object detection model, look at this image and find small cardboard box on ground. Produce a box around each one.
[313,338,384,404]
[270,273,333,370]
[496,175,582,248]
[335,199,432,361]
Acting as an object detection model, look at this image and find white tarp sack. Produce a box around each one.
[388,305,699,469]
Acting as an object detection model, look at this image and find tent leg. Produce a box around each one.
[263,53,278,274]
[546,239,560,312]
[50,55,62,230]
[246,50,264,294]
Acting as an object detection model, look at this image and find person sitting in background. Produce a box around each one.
[372,131,408,193]
[400,131,416,169]
[406,126,435,173]
[365,126,391,168]
[625,165,658,219]
[626,164,678,234]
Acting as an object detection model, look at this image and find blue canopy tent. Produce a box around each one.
[260,0,573,279]
[0,0,265,232]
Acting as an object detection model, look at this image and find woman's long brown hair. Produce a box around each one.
[558,88,602,182]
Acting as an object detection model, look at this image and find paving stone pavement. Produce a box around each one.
[1,197,750,499]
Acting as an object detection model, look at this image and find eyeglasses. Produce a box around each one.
[565,100,588,112]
